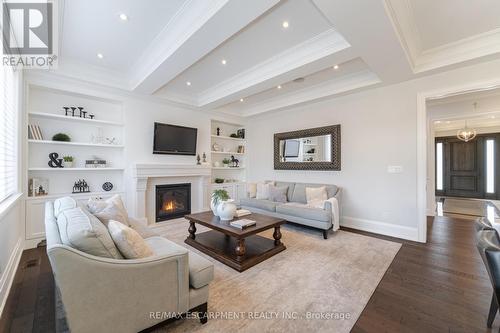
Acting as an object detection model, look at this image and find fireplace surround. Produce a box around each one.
[155,183,191,222]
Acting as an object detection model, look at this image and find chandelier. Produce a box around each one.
[457,103,477,142]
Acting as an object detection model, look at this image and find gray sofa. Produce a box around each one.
[240,181,341,239]
[45,200,214,333]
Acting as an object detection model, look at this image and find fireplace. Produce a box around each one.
[155,183,191,222]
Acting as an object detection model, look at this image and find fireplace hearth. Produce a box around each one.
[155,183,191,222]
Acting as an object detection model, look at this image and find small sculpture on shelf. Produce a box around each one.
[62,106,95,120]
[197,154,201,165]
[202,152,207,164]
[70,107,77,117]
[237,128,245,139]
[231,155,239,168]
[63,107,70,116]
[72,179,90,193]
[78,107,86,118]
[216,127,221,136]
[48,152,63,168]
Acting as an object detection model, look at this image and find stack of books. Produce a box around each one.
[28,125,43,140]
[85,159,107,168]
[230,219,256,229]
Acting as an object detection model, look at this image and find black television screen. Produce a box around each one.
[153,122,197,155]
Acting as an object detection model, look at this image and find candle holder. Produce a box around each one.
[70,107,76,117]
[63,107,70,116]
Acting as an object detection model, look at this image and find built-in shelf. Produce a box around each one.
[28,167,124,171]
[26,190,124,201]
[211,182,245,185]
[29,112,124,126]
[211,135,246,142]
[210,151,244,155]
[212,167,245,170]
[28,139,124,148]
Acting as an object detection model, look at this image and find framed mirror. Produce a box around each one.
[274,125,341,170]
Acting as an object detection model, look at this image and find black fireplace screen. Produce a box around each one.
[155,183,191,222]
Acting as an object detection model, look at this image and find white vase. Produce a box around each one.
[217,199,237,221]
[63,161,73,168]
[210,198,220,217]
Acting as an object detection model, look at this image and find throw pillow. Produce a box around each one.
[248,182,257,198]
[87,195,129,227]
[56,206,123,259]
[107,220,154,259]
[268,185,288,203]
[256,183,271,200]
[53,196,77,217]
[306,186,328,204]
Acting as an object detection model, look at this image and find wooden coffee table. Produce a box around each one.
[184,211,286,272]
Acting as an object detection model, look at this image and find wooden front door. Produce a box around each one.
[437,136,485,198]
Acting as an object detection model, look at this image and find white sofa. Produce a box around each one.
[45,199,214,333]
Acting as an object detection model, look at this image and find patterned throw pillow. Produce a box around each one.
[107,220,154,259]
[305,186,328,204]
[269,185,288,203]
[87,195,129,227]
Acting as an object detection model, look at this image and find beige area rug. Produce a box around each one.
[151,219,401,333]
[443,198,491,217]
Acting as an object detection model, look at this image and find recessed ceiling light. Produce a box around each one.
[97,53,104,59]
[333,64,339,70]
[240,98,244,102]
[119,13,128,21]
[221,59,227,65]
[277,85,282,89]
[186,81,191,86]
[282,21,289,28]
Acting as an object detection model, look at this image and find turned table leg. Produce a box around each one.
[273,226,282,246]
[235,238,246,258]
[188,221,197,240]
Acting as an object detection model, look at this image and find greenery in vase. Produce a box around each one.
[63,156,73,162]
[229,133,238,138]
[212,189,230,206]
[214,178,224,184]
[222,158,231,165]
[52,133,71,142]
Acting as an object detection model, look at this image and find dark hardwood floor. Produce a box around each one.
[0,215,495,332]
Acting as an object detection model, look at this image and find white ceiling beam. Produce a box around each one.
[312,0,413,84]
[130,0,280,94]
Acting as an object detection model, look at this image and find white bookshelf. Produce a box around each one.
[28,139,124,148]
[29,111,124,126]
[210,120,246,202]
[28,167,125,171]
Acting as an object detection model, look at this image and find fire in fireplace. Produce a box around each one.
[155,183,191,222]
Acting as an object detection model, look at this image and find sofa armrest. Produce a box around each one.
[128,216,158,238]
[47,244,189,333]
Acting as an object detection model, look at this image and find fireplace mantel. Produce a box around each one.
[130,163,211,223]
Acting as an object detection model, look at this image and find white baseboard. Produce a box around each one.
[341,216,419,242]
[0,238,24,317]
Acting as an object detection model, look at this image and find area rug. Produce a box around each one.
[148,219,401,333]
[442,198,492,217]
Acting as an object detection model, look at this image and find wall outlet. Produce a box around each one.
[387,165,403,173]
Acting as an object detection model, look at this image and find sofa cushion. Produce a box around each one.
[306,186,327,204]
[275,181,295,201]
[240,198,277,212]
[56,207,123,259]
[53,197,77,218]
[107,220,154,259]
[276,203,331,222]
[145,237,214,289]
[291,183,338,203]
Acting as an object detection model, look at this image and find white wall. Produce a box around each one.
[246,58,500,241]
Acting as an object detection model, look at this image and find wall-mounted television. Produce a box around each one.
[153,122,197,155]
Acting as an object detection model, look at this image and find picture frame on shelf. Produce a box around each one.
[30,177,49,197]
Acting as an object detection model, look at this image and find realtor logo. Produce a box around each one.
[2,1,58,68]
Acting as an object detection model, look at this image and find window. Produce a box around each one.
[487,139,495,194]
[436,142,443,191]
[0,65,18,203]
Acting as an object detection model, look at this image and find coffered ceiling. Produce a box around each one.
[53,0,500,117]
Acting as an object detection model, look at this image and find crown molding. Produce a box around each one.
[197,29,351,107]
[234,69,380,117]
[385,0,500,74]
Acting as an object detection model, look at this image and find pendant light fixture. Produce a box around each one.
[457,103,477,142]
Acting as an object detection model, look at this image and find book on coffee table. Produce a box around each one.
[235,209,251,217]
[230,219,256,229]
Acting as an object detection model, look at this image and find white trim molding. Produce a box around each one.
[0,238,23,317]
[341,216,419,242]
[385,0,500,73]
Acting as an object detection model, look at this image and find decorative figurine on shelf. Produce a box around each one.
[89,114,95,119]
[231,155,239,168]
[105,137,117,145]
[197,154,201,165]
[48,152,63,168]
[72,179,90,193]
[78,107,86,118]
[70,107,77,117]
[237,129,245,139]
[63,107,70,116]
[202,152,207,163]
[216,127,220,136]
[102,182,113,191]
